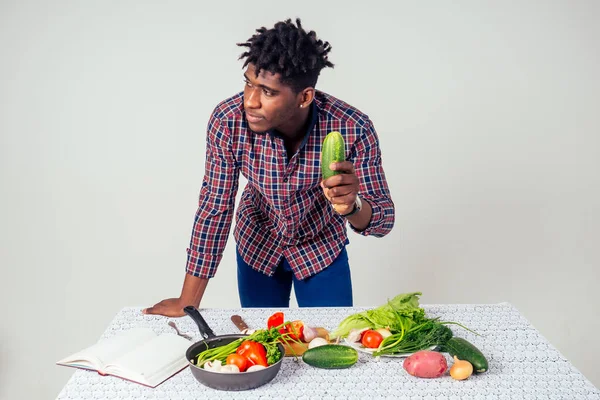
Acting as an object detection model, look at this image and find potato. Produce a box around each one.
[403,350,448,378]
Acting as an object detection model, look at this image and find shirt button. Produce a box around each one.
[283,177,288,182]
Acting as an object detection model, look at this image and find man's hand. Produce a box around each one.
[143,274,209,317]
[143,298,187,317]
[320,161,360,215]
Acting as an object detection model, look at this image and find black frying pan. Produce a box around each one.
[183,306,285,391]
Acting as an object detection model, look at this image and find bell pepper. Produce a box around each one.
[267,311,286,333]
[236,340,268,367]
[285,320,305,341]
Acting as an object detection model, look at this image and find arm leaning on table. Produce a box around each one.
[144,110,240,317]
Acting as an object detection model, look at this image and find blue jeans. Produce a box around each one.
[236,246,353,307]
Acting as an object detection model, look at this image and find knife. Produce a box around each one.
[231,314,254,334]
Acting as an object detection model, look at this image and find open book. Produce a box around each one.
[56,327,191,388]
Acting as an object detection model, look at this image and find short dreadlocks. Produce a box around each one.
[237,18,334,93]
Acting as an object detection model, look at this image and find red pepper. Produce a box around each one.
[284,320,305,341]
[236,340,268,367]
[267,312,286,333]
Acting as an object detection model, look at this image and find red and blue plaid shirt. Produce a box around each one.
[186,90,395,280]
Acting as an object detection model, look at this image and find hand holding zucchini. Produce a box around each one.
[321,131,346,180]
[320,130,365,216]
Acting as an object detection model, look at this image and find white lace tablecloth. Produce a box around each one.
[56,303,600,399]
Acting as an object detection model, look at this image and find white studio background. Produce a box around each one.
[0,1,598,398]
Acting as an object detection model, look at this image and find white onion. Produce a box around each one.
[308,337,329,349]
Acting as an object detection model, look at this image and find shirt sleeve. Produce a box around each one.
[349,118,395,237]
[185,112,239,278]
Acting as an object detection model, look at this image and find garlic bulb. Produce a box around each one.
[347,327,369,343]
[302,326,318,342]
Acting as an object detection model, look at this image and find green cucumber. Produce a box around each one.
[442,337,488,373]
[321,131,346,180]
[302,344,358,369]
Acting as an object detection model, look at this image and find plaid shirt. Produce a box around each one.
[186,90,395,280]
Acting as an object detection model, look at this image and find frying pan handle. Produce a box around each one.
[184,306,217,340]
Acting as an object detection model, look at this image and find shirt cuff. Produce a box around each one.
[185,248,222,279]
[348,198,393,237]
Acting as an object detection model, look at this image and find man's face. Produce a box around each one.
[243,63,301,134]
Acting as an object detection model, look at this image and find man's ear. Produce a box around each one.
[298,88,315,108]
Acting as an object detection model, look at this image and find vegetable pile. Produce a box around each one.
[331,291,489,380]
[192,325,298,373]
[193,292,489,381]
[192,312,331,373]
[266,311,333,353]
[332,292,472,357]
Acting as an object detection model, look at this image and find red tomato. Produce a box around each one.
[285,320,305,341]
[361,330,384,349]
[226,353,248,372]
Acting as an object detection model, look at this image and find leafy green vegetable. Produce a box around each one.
[373,318,453,356]
[331,292,426,338]
[331,291,479,357]
[265,342,282,365]
[250,326,285,365]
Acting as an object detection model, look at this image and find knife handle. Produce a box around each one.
[231,315,250,332]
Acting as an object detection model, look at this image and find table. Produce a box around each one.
[56,303,600,399]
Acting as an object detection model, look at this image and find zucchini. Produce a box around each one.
[321,131,346,180]
[302,344,358,369]
[442,337,488,373]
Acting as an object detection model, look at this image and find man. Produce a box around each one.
[144,18,394,317]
